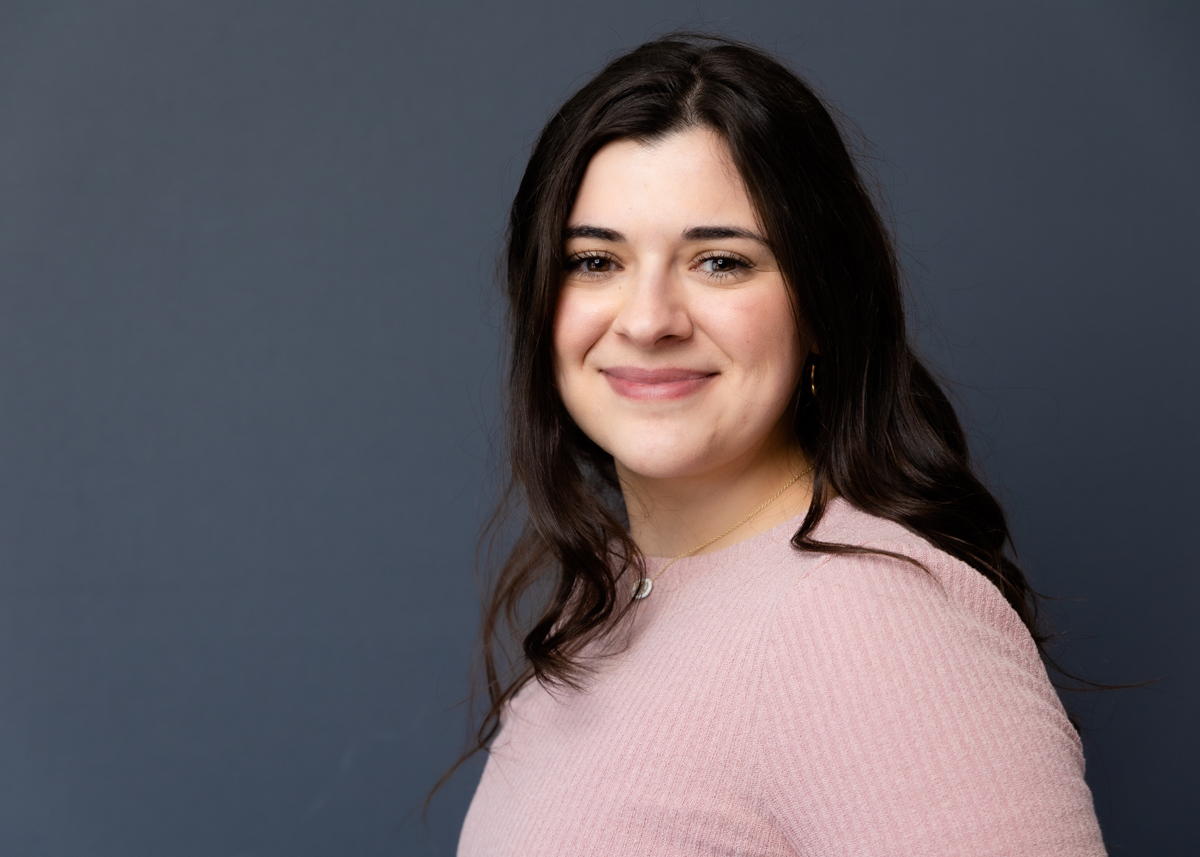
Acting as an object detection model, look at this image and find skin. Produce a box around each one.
[553,127,817,560]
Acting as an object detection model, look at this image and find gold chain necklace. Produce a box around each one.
[631,466,812,600]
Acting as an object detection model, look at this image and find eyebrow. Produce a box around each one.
[564,225,626,242]
[682,225,768,244]
[564,224,768,245]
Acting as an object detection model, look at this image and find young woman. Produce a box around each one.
[457,33,1106,856]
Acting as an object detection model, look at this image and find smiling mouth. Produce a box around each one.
[601,366,718,401]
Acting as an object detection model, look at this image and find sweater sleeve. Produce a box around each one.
[755,549,1106,856]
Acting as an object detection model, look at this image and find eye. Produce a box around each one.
[696,253,752,280]
[565,252,620,279]
[581,256,613,273]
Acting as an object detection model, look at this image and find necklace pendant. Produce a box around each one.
[632,578,653,600]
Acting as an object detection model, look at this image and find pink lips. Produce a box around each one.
[602,366,717,400]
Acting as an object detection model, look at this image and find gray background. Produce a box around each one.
[0,1,1196,854]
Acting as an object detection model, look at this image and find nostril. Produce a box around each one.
[612,299,693,347]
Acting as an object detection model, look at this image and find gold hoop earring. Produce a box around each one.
[810,362,818,398]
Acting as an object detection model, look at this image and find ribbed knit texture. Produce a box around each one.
[458,499,1106,856]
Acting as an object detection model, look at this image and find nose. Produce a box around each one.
[610,264,693,349]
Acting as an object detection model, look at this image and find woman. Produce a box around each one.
[457,33,1106,855]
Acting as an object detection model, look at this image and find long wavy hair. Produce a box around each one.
[457,32,1059,779]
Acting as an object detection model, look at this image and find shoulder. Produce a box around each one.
[757,497,1078,764]
[752,500,1101,855]
[781,497,1037,662]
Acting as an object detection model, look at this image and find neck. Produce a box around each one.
[617,442,813,559]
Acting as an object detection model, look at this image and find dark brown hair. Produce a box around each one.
[458,32,1057,780]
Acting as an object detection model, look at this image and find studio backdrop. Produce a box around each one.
[0,1,1196,855]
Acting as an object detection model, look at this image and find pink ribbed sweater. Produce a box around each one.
[458,499,1106,856]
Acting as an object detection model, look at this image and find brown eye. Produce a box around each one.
[565,253,619,278]
[697,254,750,277]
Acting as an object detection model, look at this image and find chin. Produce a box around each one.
[605,438,719,482]
[617,459,701,481]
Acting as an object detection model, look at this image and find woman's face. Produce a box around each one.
[553,127,808,484]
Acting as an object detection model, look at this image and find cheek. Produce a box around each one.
[552,288,611,389]
[708,288,803,393]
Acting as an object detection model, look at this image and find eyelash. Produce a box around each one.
[563,251,754,282]
[564,251,620,280]
[695,252,752,281]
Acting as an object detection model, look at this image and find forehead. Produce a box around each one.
[567,128,759,235]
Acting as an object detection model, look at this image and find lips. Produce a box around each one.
[601,366,717,400]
